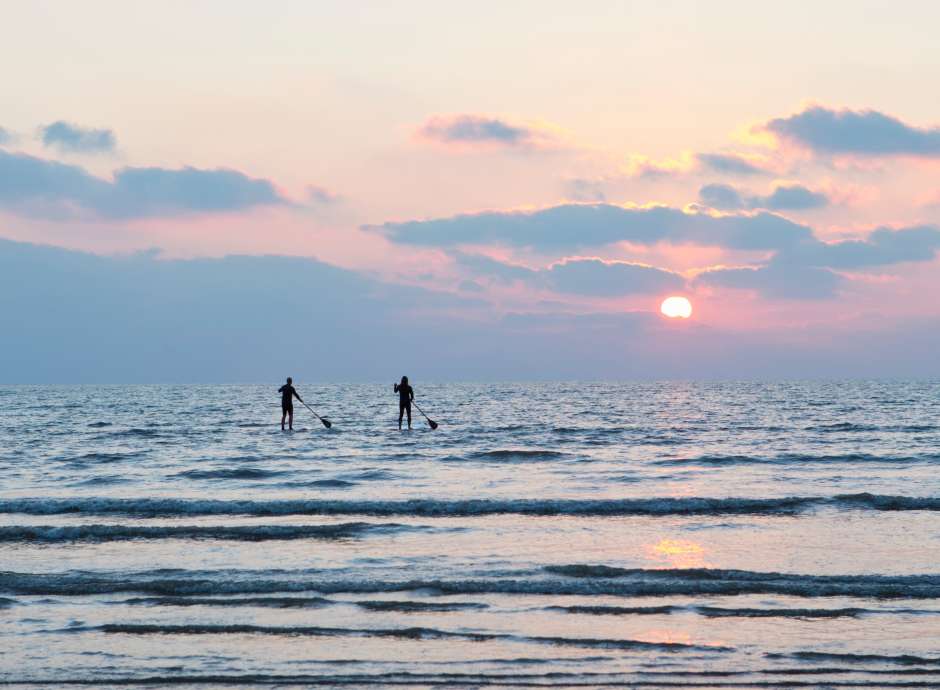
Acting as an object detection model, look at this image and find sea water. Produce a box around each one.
[1,381,939,687]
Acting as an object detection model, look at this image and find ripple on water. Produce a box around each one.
[173,467,286,480]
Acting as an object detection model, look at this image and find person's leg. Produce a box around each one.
[398,404,404,430]
[281,408,287,430]
[406,404,412,429]
[288,407,294,430]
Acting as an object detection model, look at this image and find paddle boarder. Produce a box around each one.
[278,377,303,431]
[394,376,414,430]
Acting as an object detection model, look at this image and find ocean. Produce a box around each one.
[1,381,939,688]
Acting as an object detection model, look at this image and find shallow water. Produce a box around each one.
[1,381,940,687]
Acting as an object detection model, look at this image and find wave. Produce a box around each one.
[0,522,428,543]
[341,469,400,481]
[122,595,486,612]
[0,671,781,686]
[806,422,938,433]
[548,604,682,615]
[769,651,940,666]
[654,452,940,466]
[173,467,285,480]
[123,595,336,608]
[550,603,935,618]
[6,567,940,599]
[466,449,572,462]
[61,451,145,465]
[695,606,869,619]
[544,565,940,599]
[69,475,131,487]
[5,493,940,518]
[806,422,880,432]
[98,427,166,439]
[355,600,488,612]
[75,622,730,652]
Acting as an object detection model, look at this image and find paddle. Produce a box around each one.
[412,401,438,430]
[301,401,332,429]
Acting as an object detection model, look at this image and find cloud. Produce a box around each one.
[545,258,685,296]
[416,114,559,150]
[0,150,287,219]
[618,151,770,179]
[777,225,940,269]
[761,184,829,211]
[453,251,537,282]
[697,263,842,299]
[378,203,814,252]
[0,127,11,146]
[564,177,607,202]
[387,205,937,301]
[458,279,485,293]
[622,153,696,178]
[765,105,940,156]
[306,185,340,204]
[696,153,768,176]
[3,238,940,381]
[699,183,829,211]
[0,238,483,382]
[696,225,940,299]
[454,252,684,296]
[41,121,116,153]
[698,184,746,211]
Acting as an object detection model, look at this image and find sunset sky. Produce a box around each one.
[3,1,940,381]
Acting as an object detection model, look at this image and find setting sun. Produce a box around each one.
[661,296,693,319]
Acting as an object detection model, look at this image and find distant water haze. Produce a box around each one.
[2,238,939,382]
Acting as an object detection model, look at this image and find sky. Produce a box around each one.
[2,1,940,382]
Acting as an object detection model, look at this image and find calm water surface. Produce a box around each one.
[1,381,939,687]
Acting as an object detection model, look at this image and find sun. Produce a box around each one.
[661,296,693,319]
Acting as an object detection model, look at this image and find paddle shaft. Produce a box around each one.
[412,400,430,420]
[411,400,437,428]
[301,400,327,424]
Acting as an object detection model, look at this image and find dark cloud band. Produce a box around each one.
[378,203,814,252]
[0,150,286,220]
[699,183,829,211]
[766,106,940,156]
[454,252,685,296]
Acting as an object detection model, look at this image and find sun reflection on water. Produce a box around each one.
[646,538,708,569]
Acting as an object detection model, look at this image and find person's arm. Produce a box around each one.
[409,387,414,402]
[394,383,400,393]
[293,388,303,403]
[278,385,285,394]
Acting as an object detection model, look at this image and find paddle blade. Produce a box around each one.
[321,418,333,429]
[427,418,438,430]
